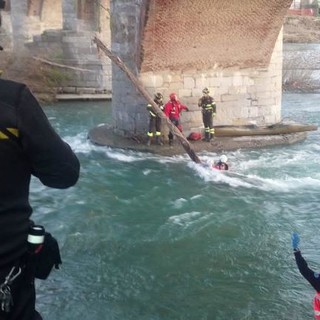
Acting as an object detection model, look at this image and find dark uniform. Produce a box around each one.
[198,88,216,142]
[146,93,164,146]
[0,78,80,320]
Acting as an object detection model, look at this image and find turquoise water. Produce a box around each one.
[32,94,320,320]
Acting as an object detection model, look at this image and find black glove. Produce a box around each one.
[186,107,190,112]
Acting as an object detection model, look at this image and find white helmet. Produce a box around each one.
[220,155,228,163]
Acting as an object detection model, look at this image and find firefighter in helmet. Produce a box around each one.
[198,87,216,142]
[146,92,164,146]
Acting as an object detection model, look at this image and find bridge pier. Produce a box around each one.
[110,0,292,141]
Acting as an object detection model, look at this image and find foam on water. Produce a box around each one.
[185,146,320,192]
[62,125,320,194]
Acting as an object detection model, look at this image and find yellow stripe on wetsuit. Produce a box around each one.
[0,128,19,139]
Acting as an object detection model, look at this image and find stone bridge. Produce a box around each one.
[0,0,293,139]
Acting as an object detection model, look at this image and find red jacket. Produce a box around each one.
[164,100,188,120]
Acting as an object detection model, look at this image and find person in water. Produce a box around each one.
[292,233,320,319]
[213,155,229,170]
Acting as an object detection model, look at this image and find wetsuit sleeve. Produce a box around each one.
[17,85,80,189]
[180,104,188,111]
[294,250,320,292]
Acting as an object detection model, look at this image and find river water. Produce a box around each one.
[32,93,320,320]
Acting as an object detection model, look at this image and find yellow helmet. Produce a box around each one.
[202,87,210,95]
[154,92,163,101]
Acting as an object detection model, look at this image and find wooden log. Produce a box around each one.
[93,36,202,164]
[214,123,318,137]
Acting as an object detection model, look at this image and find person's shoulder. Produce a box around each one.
[0,78,26,96]
[0,78,28,106]
[0,78,26,90]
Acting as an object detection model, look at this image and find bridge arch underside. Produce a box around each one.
[141,0,292,71]
[113,0,292,138]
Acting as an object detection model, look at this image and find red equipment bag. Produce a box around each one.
[187,132,202,141]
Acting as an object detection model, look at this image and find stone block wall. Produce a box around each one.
[139,29,283,137]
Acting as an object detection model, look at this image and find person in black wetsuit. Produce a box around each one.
[0,78,80,320]
[292,233,320,319]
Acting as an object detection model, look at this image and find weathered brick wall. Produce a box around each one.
[141,0,292,71]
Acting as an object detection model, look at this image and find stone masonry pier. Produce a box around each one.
[111,0,293,142]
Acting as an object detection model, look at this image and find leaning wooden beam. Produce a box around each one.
[93,36,202,164]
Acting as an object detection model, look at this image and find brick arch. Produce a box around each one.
[26,0,62,27]
[40,0,62,28]
[77,0,95,21]
[2,0,10,11]
[27,0,44,16]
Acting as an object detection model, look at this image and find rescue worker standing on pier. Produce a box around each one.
[198,87,216,142]
[164,93,189,146]
[146,92,164,146]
